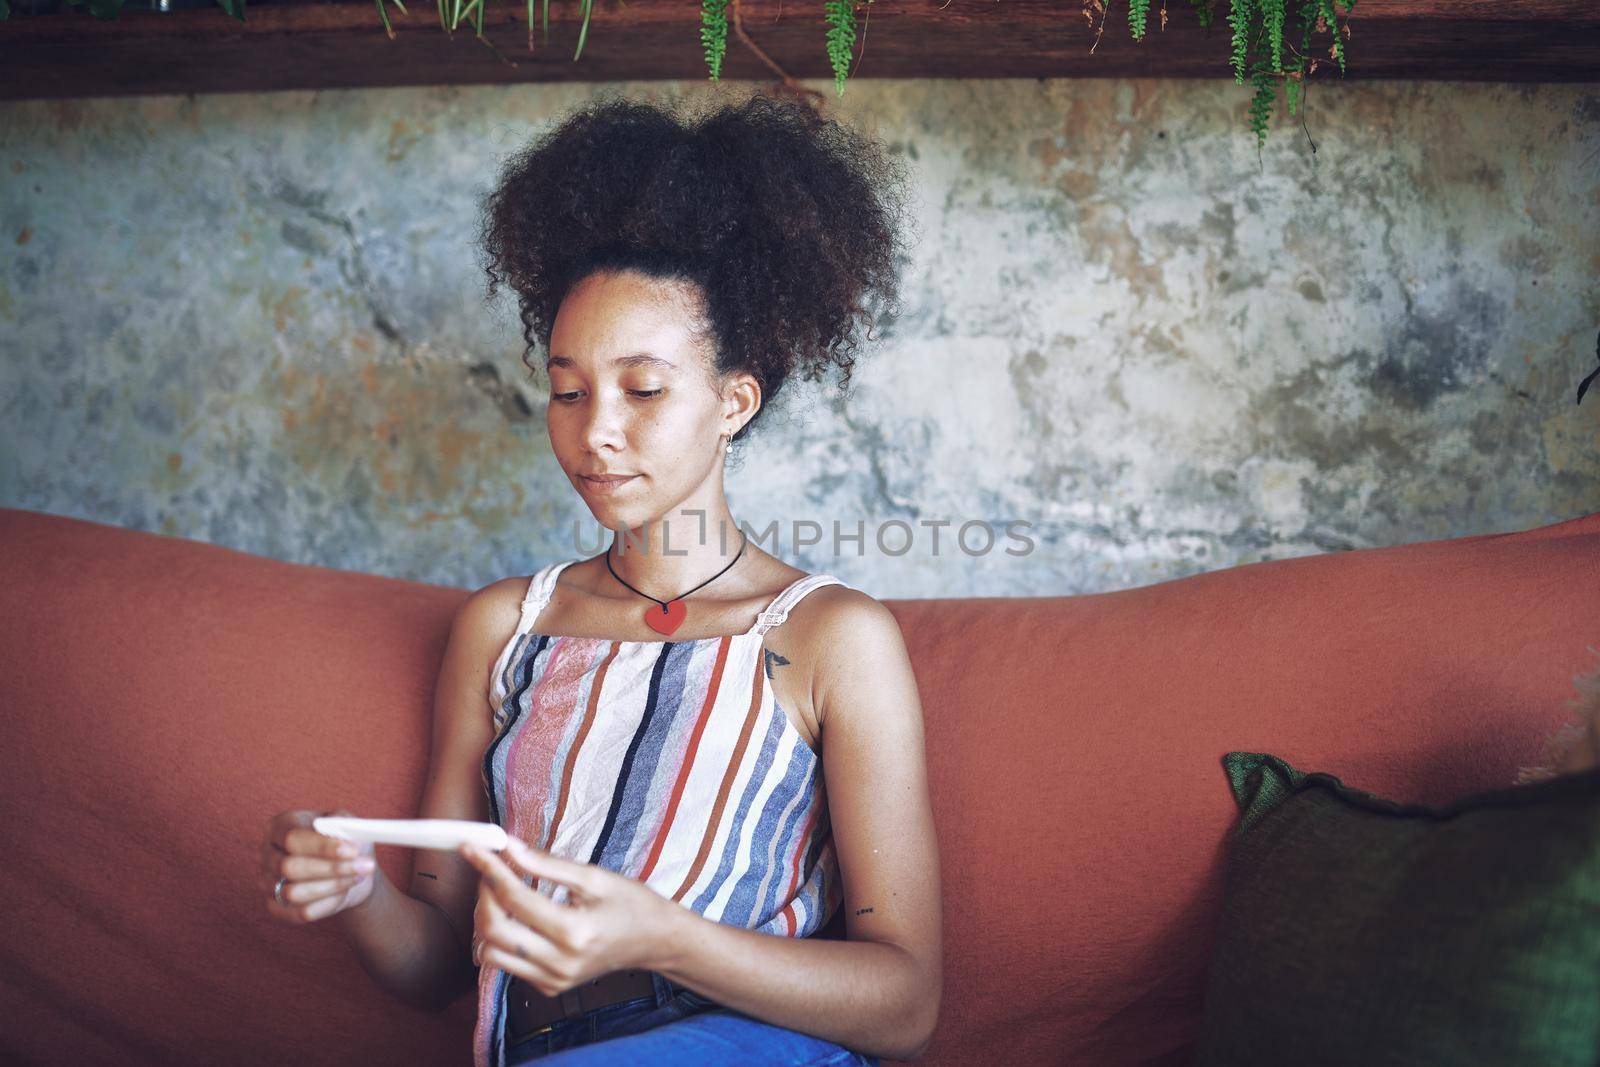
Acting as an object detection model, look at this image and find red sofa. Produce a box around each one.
[3,505,1597,1066]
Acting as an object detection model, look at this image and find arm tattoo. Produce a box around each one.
[855,906,875,916]
[415,871,438,880]
[762,647,791,682]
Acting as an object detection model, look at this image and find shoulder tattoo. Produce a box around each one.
[762,646,791,682]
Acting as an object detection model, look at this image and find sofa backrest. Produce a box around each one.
[2,506,1596,1066]
[904,510,1600,1065]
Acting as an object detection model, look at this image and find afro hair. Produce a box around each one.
[477,89,913,444]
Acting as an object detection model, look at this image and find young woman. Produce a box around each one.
[260,90,941,1066]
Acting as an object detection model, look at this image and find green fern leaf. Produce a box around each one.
[1247,62,1276,148]
[825,0,857,98]
[1187,0,1214,30]
[1227,0,1255,84]
[700,0,729,80]
[1318,0,1346,74]
[1130,0,1150,40]
[1286,58,1303,115]
[1298,0,1317,56]
[1263,0,1284,73]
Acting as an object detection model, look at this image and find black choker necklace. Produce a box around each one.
[605,531,749,636]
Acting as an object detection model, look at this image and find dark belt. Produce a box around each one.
[505,969,660,1045]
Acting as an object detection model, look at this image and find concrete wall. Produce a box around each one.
[2,79,1596,597]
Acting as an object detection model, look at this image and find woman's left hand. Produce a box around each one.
[460,835,678,996]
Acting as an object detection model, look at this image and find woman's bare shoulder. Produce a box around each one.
[784,584,919,739]
[779,582,904,669]
[796,583,900,640]
[453,574,537,646]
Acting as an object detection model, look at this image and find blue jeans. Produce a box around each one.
[505,972,881,1065]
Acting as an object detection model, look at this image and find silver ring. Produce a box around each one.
[274,876,290,905]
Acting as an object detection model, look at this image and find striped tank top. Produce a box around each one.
[472,558,848,1067]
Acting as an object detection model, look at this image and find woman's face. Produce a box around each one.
[543,270,756,533]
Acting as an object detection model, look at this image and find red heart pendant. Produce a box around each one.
[645,599,687,636]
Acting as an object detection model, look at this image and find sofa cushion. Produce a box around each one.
[1194,751,1600,1067]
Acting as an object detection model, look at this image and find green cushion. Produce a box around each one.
[1193,751,1600,1067]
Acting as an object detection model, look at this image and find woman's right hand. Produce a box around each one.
[261,808,378,923]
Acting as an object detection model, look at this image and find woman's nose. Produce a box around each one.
[578,402,627,452]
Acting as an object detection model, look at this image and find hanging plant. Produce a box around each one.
[1224,0,1357,149]
[3,0,1353,143]
[1084,0,1355,149]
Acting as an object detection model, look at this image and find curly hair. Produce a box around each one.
[477,89,912,445]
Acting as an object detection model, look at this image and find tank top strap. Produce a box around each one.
[519,559,579,630]
[745,573,849,637]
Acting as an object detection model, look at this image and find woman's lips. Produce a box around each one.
[580,474,638,494]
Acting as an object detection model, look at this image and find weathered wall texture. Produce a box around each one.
[1,79,1596,597]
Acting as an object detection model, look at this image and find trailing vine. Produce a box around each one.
[1129,0,1150,43]
[701,0,729,81]
[823,0,859,98]
[1210,0,1356,149]
[6,0,1354,141]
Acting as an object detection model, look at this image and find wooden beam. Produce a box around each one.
[1,0,1595,101]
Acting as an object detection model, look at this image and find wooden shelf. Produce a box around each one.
[2,0,1596,101]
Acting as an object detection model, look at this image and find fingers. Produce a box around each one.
[274,874,365,906]
[482,878,564,942]
[478,937,565,992]
[474,869,565,953]
[265,871,372,924]
[258,838,375,883]
[262,809,376,924]
[288,821,366,864]
[274,882,364,923]
[500,837,598,898]
[466,848,577,949]
[273,810,370,858]
[475,897,566,988]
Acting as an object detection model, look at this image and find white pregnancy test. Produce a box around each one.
[312,816,510,853]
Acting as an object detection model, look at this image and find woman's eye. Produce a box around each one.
[548,389,662,403]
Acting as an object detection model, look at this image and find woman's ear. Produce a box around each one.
[720,369,761,430]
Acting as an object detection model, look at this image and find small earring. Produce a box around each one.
[723,433,732,454]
